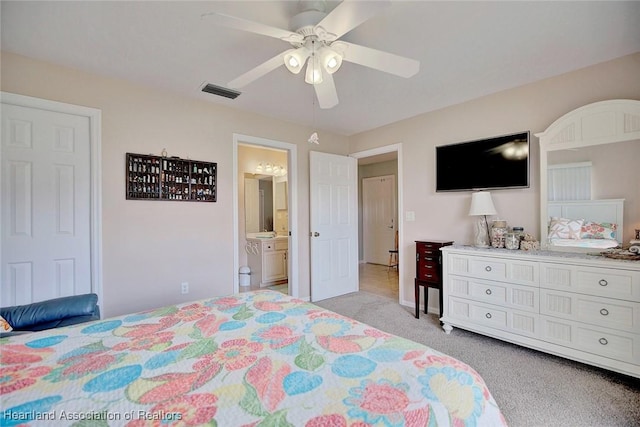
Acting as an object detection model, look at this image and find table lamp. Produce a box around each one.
[469,191,497,248]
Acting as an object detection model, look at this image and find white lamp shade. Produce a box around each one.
[469,191,497,216]
[284,47,310,74]
[320,47,343,74]
[304,55,323,84]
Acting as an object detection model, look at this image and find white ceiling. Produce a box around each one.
[2,1,639,136]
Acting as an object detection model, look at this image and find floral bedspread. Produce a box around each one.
[1,291,506,426]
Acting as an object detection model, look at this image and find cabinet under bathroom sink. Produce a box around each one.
[246,237,288,287]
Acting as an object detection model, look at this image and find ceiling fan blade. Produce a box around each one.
[315,0,391,41]
[228,51,289,89]
[336,41,419,78]
[202,12,303,44]
[314,73,339,109]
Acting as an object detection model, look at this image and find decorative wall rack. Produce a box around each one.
[126,153,217,202]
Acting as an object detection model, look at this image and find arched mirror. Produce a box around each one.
[537,99,640,252]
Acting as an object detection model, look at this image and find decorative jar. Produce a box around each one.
[505,233,520,250]
[512,226,525,242]
[491,220,508,248]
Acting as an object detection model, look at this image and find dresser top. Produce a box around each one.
[443,244,640,270]
[415,239,455,244]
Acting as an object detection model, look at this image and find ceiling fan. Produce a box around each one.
[203,0,420,109]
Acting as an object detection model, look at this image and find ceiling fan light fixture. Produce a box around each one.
[305,55,323,84]
[283,47,309,74]
[320,47,342,74]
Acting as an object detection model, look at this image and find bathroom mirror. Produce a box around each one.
[244,174,273,233]
[275,180,287,210]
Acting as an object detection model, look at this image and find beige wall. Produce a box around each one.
[2,50,639,315]
[1,51,349,317]
[349,52,640,307]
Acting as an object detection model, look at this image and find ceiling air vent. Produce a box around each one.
[201,83,241,99]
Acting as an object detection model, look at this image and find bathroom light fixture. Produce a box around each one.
[255,163,287,177]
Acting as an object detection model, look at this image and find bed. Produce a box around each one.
[1,290,506,426]
[547,199,624,251]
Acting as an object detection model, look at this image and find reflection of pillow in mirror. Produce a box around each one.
[548,217,584,239]
[581,221,617,239]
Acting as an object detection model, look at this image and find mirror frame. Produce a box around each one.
[536,99,640,250]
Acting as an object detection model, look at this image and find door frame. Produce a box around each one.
[0,91,103,309]
[350,143,403,305]
[232,134,298,297]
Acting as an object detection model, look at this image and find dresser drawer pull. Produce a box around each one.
[600,308,609,316]
[485,289,492,295]
[599,279,608,287]
[425,274,433,279]
[485,313,492,319]
[485,266,492,272]
[599,338,608,346]
[426,265,434,269]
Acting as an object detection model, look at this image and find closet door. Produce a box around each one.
[2,103,91,304]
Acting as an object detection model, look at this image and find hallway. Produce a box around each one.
[359,263,399,300]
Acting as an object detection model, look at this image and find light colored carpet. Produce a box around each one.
[316,291,640,427]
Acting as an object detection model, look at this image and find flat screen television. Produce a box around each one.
[436,131,530,192]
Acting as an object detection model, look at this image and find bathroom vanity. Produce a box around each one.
[246,235,288,287]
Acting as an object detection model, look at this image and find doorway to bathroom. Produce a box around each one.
[232,134,298,298]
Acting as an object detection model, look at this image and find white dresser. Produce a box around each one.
[441,245,640,378]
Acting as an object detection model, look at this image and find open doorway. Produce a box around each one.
[233,134,298,298]
[351,144,402,304]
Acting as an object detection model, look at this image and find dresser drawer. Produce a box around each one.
[540,315,639,365]
[540,289,640,333]
[447,296,538,338]
[447,254,538,286]
[540,264,640,302]
[417,269,440,283]
[449,275,539,313]
[417,260,440,282]
[417,247,441,263]
[577,268,640,302]
[417,241,445,252]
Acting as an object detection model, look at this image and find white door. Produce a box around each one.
[309,151,358,301]
[363,175,396,265]
[1,103,91,305]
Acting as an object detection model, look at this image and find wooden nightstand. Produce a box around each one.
[415,240,453,319]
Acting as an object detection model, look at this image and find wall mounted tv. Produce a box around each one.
[436,131,530,192]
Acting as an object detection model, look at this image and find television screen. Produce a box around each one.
[436,131,530,192]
